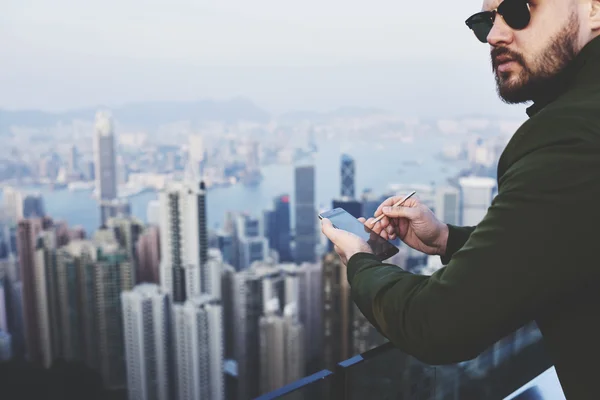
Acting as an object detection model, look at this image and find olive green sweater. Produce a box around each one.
[347,36,600,399]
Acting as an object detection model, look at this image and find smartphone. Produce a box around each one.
[319,208,399,261]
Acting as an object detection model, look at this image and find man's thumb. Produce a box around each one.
[321,218,338,241]
[382,206,417,219]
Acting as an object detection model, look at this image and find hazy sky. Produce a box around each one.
[1,0,528,117]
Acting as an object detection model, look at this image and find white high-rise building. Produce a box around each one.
[159,181,209,303]
[435,186,460,226]
[173,295,223,400]
[188,135,205,165]
[146,200,160,226]
[122,284,172,400]
[259,300,305,394]
[233,213,269,271]
[94,111,118,225]
[2,186,24,223]
[459,177,497,226]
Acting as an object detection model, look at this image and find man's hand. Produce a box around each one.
[321,218,373,265]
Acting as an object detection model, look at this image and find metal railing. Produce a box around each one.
[256,322,553,400]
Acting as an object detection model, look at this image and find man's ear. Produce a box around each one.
[590,0,600,31]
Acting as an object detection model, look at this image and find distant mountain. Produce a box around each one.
[277,106,389,123]
[0,97,271,132]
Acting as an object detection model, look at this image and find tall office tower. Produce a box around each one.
[146,200,160,226]
[54,241,98,365]
[259,300,305,395]
[297,262,323,372]
[173,295,224,400]
[2,186,24,223]
[0,330,11,361]
[107,216,144,275]
[135,226,161,284]
[322,252,353,370]
[435,186,460,226]
[68,145,79,175]
[94,111,118,225]
[361,189,381,219]
[272,194,294,263]
[221,264,237,359]
[188,134,205,176]
[233,213,269,271]
[94,247,134,390]
[34,230,60,368]
[340,154,356,199]
[216,230,234,267]
[117,155,128,185]
[122,284,173,400]
[458,176,497,226]
[100,199,131,227]
[231,269,264,399]
[294,165,317,263]
[22,194,45,218]
[159,181,209,303]
[17,217,46,364]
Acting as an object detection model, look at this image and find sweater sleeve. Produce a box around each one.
[439,225,476,265]
[346,139,600,365]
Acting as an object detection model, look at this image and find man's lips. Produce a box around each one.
[494,56,519,72]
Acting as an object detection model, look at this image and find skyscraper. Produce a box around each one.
[107,216,144,278]
[34,230,60,368]
[340,154,355,199]
[122,284,173,400]
[233,213,269,271]
[297,262,323,372]
[68,145,79,175]
[322,252,353,370]
[135,226,161,285]
[231,269,264,399]
[94,248,134,390]
[459,176,497,225]
[2,186,24,223]
[435,186,460,226]
[17,217,45,364]
[259,300,305,395]
[94,111,118,225]
[173,295,224,400]
[22,194,45,218]
[265,195,293,263]
[294,165,316,263]
[159,181,209,303]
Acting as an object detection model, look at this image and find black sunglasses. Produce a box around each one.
[465,0,531,43]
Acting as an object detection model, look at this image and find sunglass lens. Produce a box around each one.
[501,0,530,29]
[471,21,492,43]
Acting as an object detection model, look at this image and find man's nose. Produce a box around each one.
[487,15,514,46]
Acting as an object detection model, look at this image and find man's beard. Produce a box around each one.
[492,12,579,104]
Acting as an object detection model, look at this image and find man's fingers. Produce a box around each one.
[357,217,366,223]
[382,205,419,219]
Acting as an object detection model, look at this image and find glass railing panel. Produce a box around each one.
[254,369,333,400]
[336,342,436,400]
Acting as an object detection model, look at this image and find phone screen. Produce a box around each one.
[319,208,399,261]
